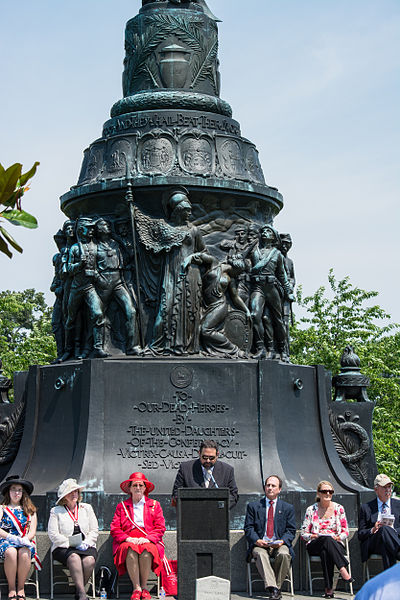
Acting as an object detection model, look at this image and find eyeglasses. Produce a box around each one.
[319,489,334,495]
[10,489,23,494]
[201,455,217,462]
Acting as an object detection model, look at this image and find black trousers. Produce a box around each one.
[307,537,348,589]
[366,526,400,569]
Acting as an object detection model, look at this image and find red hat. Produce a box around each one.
[120,472,155,495]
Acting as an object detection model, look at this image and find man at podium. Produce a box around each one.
[171,439,239,509]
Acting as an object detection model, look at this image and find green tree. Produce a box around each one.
[290,269,400,489]
[0,289,56,389]
[0,162,39,257]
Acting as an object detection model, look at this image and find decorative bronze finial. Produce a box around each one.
[340,345,361,368]
[333,345,371,402]
[141,0,220,22]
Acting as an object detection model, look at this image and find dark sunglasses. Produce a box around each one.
[319,489,334,495]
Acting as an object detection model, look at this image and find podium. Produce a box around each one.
[177,488,230,600]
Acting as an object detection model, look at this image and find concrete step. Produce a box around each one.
[22,594,355,600]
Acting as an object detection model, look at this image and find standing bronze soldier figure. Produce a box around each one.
[249,225,294,361]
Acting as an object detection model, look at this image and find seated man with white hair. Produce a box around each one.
[358,473,400,570]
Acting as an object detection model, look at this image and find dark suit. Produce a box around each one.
[358,497,400,568]
[171,458,239,508]
[244,497,296,591]
[244,497,296,558]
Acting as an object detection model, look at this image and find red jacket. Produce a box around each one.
[110,497,166,559]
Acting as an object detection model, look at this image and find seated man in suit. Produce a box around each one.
[171,439,239,509]
[244,475,296,600]
[358,473,400,570]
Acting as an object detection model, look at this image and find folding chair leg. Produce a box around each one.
[50,557,54,600]
[347,559,354,595]
[307,554,313,595]
[90,567,96,599]
[247,562,253,597]
[289,564,294,596]
[35,567,40,599]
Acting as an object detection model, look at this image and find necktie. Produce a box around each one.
[205,469,212,488]
[266,500,274,539]
[382,503,388,514]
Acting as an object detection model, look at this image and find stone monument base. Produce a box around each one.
[7,356,374,592]
[11,357,366,505]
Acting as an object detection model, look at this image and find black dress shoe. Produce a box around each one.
[270,588,281,600]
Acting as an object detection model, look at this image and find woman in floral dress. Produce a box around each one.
[301,480,354,598]
[0,475,37,600]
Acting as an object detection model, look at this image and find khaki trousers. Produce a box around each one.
[252,544,291,589]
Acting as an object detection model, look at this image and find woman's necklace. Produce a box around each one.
[318,504,332,519]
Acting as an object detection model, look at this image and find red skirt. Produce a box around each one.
[114,527,162,576]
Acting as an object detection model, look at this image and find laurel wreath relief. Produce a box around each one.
[329,410,371,486]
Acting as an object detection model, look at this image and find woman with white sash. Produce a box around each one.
[48,479,98,600]
[0,475,39,600]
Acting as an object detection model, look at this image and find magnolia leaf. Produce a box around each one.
[0,234,13,258]
[0,226,23,253]
[19,161,40,187]
[2,209,38,229]
[0,163,22,206]
[1,190,20,208]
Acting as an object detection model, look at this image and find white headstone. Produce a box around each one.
[196,576,230,600]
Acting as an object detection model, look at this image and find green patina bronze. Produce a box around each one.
[54,0,290,362]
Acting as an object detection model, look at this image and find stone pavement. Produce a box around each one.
[24,594,355,600]
[231,592,354,599]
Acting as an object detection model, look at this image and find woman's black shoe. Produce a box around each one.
[341,575,355,584]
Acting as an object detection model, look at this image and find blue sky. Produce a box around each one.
[1,0,399,325]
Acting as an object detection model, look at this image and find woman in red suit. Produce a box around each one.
[110,472,166,600]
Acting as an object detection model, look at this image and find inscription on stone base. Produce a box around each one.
[196,576,230,600]
[103,360,259,494]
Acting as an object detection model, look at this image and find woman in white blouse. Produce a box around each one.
[48,479,98,600]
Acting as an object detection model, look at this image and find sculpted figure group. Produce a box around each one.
[51,189,295,361]
[51,217,140,361]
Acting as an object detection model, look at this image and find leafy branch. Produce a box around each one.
[290,269,400,490]
[0,162,39,258]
